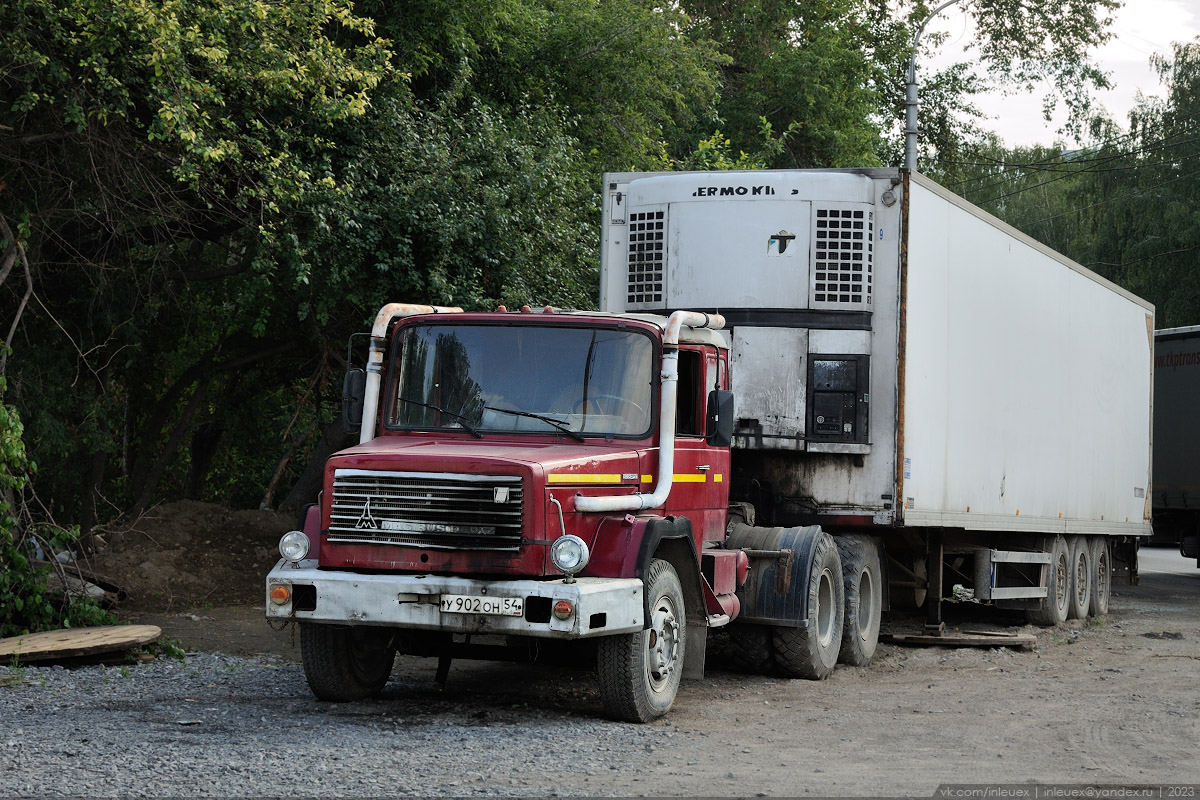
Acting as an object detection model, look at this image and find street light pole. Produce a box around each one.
[905,0,965,172]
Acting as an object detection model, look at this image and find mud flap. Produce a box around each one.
[726,524,824,628]
[633,516,708,679]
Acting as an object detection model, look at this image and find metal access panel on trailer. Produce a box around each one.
[1152,326,1200,514]
[600,169,905,521]
[899,175,1153,537]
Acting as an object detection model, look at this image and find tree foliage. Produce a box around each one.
[939,41,1200,328]
[0,0,1149,634]
[883,0,1121,170]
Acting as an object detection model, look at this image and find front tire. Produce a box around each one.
[300,622,397,701]
[597,559,686,723]
[773,532,844,679]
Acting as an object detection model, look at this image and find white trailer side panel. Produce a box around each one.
[902,177,1153,535]
[1153,326,1200,511]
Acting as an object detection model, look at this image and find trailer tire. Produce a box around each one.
[1089,537,1111,616]
[725,623,776,674]
[836,535,882,666]
[596,558,685,723]
[1027,535,1070,626]
[773,532,844,679]
[299,622,396,702]
[1066,536,1092,620]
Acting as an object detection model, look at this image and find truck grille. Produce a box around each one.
[329,470,524,551]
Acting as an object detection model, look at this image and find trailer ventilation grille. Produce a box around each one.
[626,210,665,307]
[328,470,523,551]
[812,207,873,309]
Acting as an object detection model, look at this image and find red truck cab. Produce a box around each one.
[267,305,742,721]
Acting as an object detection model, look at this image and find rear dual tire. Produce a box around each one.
[1089,536,1112,616]
[836,535,882,666]
[1028,534,1111,625]
[773,533,844,680]
[726,532,881,678]
[1028,534,1071,626]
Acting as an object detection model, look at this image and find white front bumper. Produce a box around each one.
[265,560,644,638]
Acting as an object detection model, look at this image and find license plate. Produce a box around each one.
[439,594,524,616]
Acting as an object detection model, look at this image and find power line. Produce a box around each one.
[956,127,1200,206]
[942,108,1200,195]
[1087,242,1200,272]
[1014,165,1200,229]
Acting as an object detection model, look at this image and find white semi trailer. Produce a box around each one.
[600,168,1153,633]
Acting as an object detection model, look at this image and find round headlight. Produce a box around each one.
[279,531,310,563]
[550,535,590,576]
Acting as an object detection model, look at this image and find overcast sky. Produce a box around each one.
[924,0,1200,147]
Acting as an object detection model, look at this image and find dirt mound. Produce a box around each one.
[85,501,294,613]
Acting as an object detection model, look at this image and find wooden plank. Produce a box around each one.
[0,625,162,663]
[881,631,1036,650]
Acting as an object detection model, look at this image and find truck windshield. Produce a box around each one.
[386,323,656,438]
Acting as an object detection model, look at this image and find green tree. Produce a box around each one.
[937,41,1200,328]
[680,0,883,168]
[1,0,391,526]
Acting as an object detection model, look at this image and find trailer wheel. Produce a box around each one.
[836,535,882,666]
[1089,537,1112,616]
[596,558,685,723]
[299,622,396,701]
[1066,536,1092,620]
[773,532,844,679]
[725,623,776,674]
[1027,535,1070,626]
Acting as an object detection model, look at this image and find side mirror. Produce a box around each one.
[706,389,735,448]
[342,369,366,434]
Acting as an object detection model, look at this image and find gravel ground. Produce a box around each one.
[1,653,679,797]
[2,547,1198,798]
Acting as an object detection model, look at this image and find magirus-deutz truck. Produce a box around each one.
[267,169,1153,722]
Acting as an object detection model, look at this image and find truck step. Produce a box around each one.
[973,549,1051,601]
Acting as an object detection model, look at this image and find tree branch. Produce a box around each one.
[0,215,34,378]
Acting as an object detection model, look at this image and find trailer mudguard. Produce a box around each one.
[725,524,824,628]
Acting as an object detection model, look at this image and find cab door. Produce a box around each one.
[663,345,730,543]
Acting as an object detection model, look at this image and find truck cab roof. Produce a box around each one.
[430,308,730,350]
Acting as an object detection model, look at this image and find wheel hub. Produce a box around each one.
[816,567,836,648]
[647,597,680,689]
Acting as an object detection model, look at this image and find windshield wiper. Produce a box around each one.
[396,397,482,438]
[483,406,586,442]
